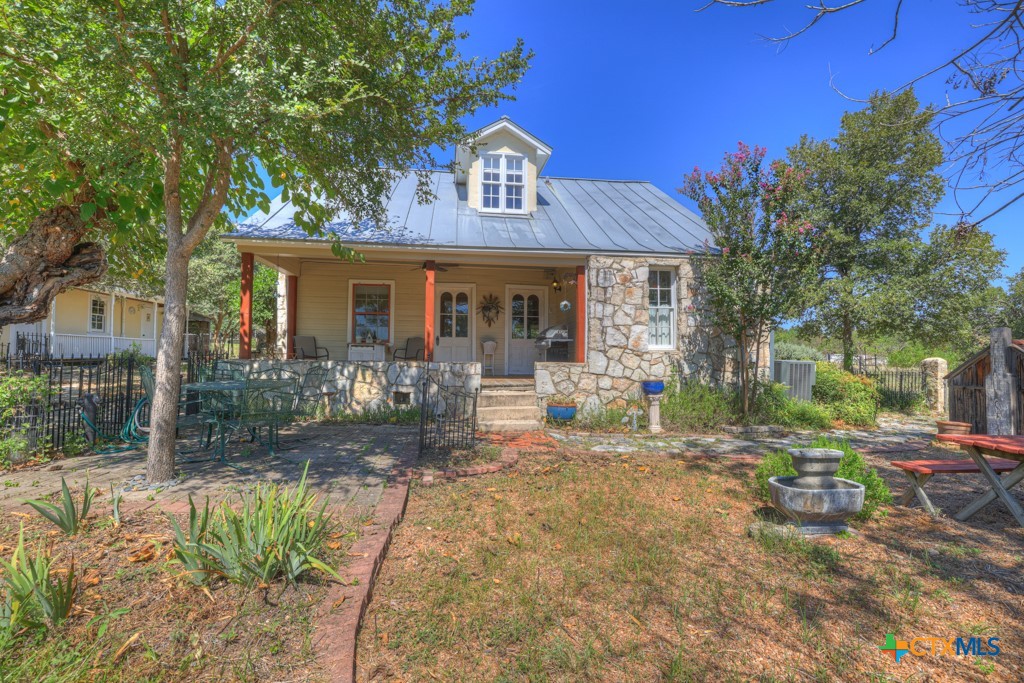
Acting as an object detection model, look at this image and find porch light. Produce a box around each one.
[552,275,561,291]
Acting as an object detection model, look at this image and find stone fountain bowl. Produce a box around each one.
[769,476,865,535]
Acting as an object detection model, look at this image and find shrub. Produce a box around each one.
[660,380,734,433]
[574,397,647,432]
[0,372,49,468]
[812,362,879,427]
[168,462,342,587]
[754,437,892,521]
[774,340,826,362]
[25,477,95,535]
[750,382,833,430]
[0,528,76,640]
[331,404,420,425]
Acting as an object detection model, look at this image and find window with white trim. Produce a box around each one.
[647,269,675,349]
[89,297,106,333]
[480,153,526,213]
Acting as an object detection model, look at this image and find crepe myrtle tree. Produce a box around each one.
[681,144,819,417]
[0,0,530,482]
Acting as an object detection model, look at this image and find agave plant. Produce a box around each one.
[168,461,340,587]
[0,527,76,637]
[109,483,123,527]
[25,476,95,535]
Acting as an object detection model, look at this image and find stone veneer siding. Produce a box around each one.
[236,359,480,414]
[535,254,751,414]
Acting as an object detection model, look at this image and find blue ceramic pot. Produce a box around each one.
[641,381,665,395]
[546,405,577,421]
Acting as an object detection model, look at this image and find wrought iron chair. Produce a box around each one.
[393,337,425,361]
[295,365,330,418]
[139,365,212,449]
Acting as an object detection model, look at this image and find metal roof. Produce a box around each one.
[226,171,713,255]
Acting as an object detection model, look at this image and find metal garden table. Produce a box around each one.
[180,378,295,462]
[935,434,1024,526]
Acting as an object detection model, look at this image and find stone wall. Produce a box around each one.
[237,359,480,414]
[535,254,764,411]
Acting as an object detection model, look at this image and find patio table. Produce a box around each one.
[935,434,1024,526]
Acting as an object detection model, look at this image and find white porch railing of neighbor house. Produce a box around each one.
[49,334,157,358]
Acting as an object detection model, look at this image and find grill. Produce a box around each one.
[535,325,572,362]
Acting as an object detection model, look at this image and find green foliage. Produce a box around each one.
[106,343,154,367]
[0,528,76,640]
[0,372,49,467]
[885,340,962,369]
[754,437,892,521]
[812,363,879,427]
[574,399,648,432]
[682,143,820,416]
[1005,266,1024,339]
[750,382,833,430]
[168,462,340,587]
[789,90,945,371]
[109,484,122,527]
[774,339,825,361]
[25,477,94,535]
[331,405,421,426]
[661,380,734,433]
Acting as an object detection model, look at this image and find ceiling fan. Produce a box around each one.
[410,262,459,272]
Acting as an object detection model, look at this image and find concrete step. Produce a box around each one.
[480,378,535,389]
[477,418,543,433]
[478,405,541,421]
[478,390,538,408]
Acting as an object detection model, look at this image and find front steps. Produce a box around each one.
[476,380,542,433]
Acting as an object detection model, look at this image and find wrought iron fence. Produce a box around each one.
[857,367,928,411]
[419,371,478,453]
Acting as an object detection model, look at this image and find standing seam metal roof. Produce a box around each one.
[226,171,713,254]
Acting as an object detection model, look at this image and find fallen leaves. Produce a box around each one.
[112,632,141,663]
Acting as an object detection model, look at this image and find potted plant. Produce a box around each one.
[545,394,577,422]
[936,420,972,436]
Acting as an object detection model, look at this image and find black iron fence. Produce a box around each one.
[1,346,231,455]
[857,367,927,411]
[419,371,478,453]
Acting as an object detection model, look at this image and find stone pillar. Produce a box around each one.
[985,327,1016,435]
[647,394,662,433]
[920,357,948,414]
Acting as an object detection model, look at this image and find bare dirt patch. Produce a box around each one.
[357,448,1024,682]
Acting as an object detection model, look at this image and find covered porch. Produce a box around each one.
[235,244,588,377]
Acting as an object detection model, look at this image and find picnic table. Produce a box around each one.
[935,434,1024,526]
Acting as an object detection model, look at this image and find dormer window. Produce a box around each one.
[481,153,526,214]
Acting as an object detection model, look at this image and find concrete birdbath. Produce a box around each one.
[768,448,865,535]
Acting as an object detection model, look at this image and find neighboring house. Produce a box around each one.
[226,117,752,425]
[1,286,165,359]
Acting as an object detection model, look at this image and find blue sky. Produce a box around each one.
[449,1,1022,280]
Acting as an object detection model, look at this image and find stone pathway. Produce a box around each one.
[0,424,416,518]
[548,413,938,458]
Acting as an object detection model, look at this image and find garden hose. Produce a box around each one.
[78,397,150,454]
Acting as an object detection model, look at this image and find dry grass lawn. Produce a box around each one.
[358,448,1024,682]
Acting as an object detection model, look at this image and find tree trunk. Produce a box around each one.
[0,204,106,325]
[738,328,750,417]
[146,247,189,483]
[842,313,854,373]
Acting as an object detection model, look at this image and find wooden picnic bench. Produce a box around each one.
[893,458,1021,518]
[903,434,1024,525]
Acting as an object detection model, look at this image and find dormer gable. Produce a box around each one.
[456,116,552,215]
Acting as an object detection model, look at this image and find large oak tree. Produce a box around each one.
[0,0,529,481]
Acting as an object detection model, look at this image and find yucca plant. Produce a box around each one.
[109,484,123,527]
[168,495,214,585]
[25,476,94,535]
[0,528,77,637]
[168,462,340,587]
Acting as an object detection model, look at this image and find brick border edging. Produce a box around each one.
[312,462,413,682]
[399,449,518,486]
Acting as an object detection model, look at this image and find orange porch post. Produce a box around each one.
[239,252,254,359]
[575,264,586,363]
[424,261,436,361]
[285,274,297,358]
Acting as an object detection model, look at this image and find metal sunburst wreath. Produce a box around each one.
[477,293,503,327]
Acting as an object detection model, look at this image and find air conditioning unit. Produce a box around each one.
[773,360,816,402]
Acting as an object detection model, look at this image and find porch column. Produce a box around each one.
[424,261,436,361]
[109,291,115,354]
[240,252,254,359]
[286,275,297,358]
[575,264,586,363]
[152,300,159,355]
